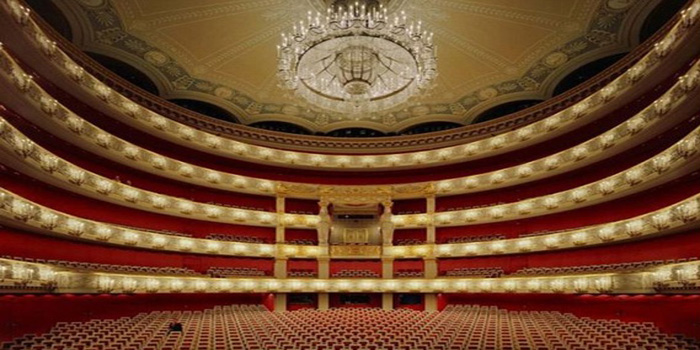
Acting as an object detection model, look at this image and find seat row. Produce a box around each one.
[394,239,425,246]
[331,270,381,278]
[205,234,267,244]
[442,268,504,278]
[3,304,698,350]
[286,239,317,246]
[445,234,507,244]
[510,257,698,276]
[207,267,269,278]
[1,256,200,276]
[288,269,317,278]
[395,269,423,278]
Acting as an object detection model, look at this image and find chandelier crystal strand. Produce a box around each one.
[277,2,437,116]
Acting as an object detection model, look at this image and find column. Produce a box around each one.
[382,256,394,279]
[317,256,330,311]
[274,293,287,312]
[274,257,288,278]
[423,257,437,279]
[382,252,394,310]
[317,256,330,279]
[382,293,393,310]
[424,294,438,311]
[426,194,436,243]
[316,199,331,310]
[273,194,288,312]
[275,195,285,243]
[318,293,329,311]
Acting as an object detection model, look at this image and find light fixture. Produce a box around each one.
[277,1,436,116]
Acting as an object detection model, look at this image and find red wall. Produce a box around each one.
[394,259,424,275]
[285,199,319,214]
[436,114,700,210]
[0,228,274,273]
[19,57,686,184]
[437,172,700,241]
[288,259,318,274]
[393,228,427,244]
[285,229,317,243]
[1,109,276,211]
[329,260,382,276]
[438,229,700,274]
[0,293,266,342]
[441,293,700,338]
[393,199,426,214]
[0,167,276,241]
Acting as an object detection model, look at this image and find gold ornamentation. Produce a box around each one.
[330,245,381,258]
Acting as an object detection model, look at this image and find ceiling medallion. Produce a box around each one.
[277,1,437,117]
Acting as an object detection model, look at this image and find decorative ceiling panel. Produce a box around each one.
[51,0,658,132]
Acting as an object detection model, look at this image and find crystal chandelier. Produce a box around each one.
[277,1,437,116]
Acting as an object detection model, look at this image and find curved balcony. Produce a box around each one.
[1,256,696,295]
[1,46,698,201]
[1,181,698,259]
[2,104,699,230]
[0,0,698,164]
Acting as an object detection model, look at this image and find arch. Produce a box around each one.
[551,53,628,97]
[325,128,387,138]
[24,0,73,40]
[639,0,689,43]
[472,99,545,124]
[399,122,463,135]
[86,52,160,96]
[168,99,239,123]
[249,121,312,135]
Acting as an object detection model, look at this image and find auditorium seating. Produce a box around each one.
[655,280,700,292]
[0,0,699,346]
[510,258,698,276]
[394,239,425,246]
[205,234,266,244]
[288,269,318,278]
[3,305,698,350]
[442,268,504,278]
[332,270,381,278]
[207,267,269,278]
[395,269,424,278]
[444,235,507,244]
[286,239,317,246]
[1,256,200,276]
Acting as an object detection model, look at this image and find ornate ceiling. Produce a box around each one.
[46,0,659,133]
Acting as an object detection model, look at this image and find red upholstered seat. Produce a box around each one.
[3,304,699,350]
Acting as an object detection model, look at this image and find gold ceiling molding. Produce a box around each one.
[45,0,660,132]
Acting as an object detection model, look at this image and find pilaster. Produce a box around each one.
[382,293,393,310]
[424,294,438,311]
[423,257,437,279]
[274,293,287,312]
